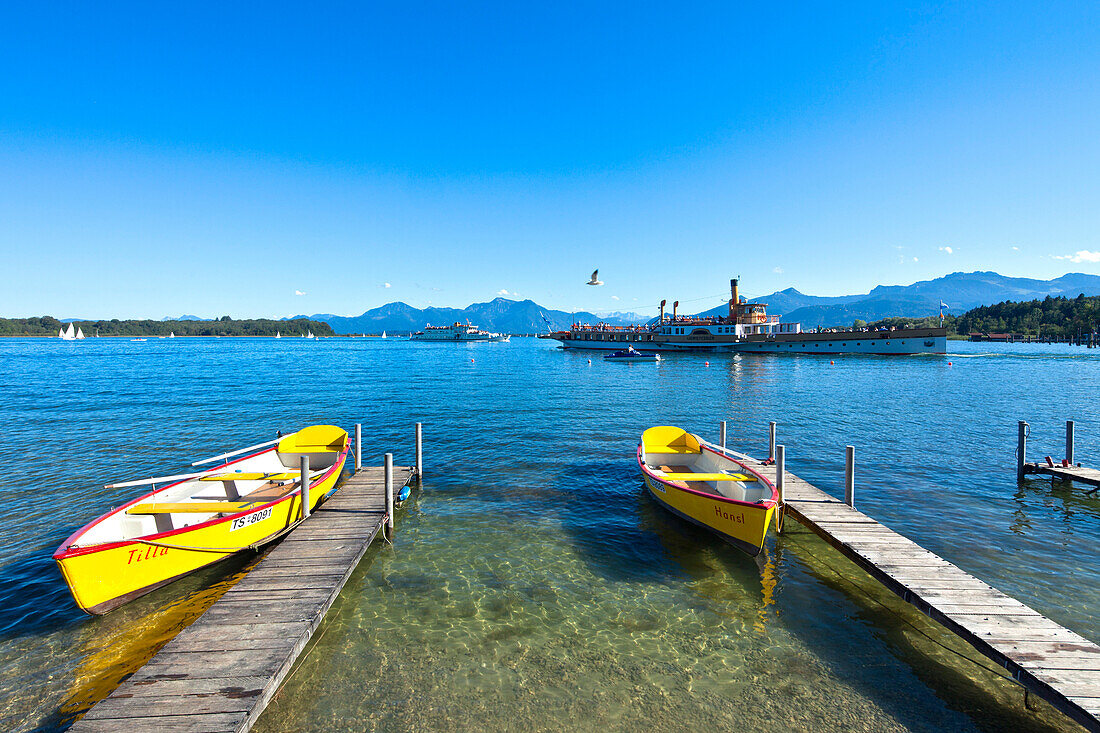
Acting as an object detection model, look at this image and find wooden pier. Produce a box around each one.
[741,445,1100,732]
[70,462,414,733]
[1023,462,1100,491]
[1017,419,1100,492]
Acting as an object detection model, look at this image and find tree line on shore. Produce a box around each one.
[0,316,335,337]
[861,294,1100,336]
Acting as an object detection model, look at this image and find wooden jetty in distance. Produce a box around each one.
[70,423,421,733]
[713,421,1100,733]
[1018,420,1100,492]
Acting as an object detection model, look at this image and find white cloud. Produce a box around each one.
[611,295,620,300]
[1011,246,1020,251]
[1053,250,1100,263]
[497,289,510,296]
[294,290,307,296]
[939,246,953,254]
[912,257,919,263]
[383,282,391,288]
[773,266,784,274]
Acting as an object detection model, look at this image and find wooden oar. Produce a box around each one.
[190,436,285,466]
[105,471,210,489]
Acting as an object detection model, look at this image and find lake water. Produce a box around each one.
[0,336,1097,732]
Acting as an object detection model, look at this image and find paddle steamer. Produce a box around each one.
[546,279,946,355]
[411,322,509,342]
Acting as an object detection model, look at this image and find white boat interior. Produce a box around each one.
[642,442,770,503]
[77,444,341,546]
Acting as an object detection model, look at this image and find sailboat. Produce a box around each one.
[275,331,281,339]
[381,331,387,339]
[305,331,315,339]
[168,332,175,339]
[76,327,85,340]
[60,323,77,341]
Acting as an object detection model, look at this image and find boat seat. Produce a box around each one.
[199,472,300,481]
[661,472,757,482]
[127,501,259,515]
[658,465,694,474]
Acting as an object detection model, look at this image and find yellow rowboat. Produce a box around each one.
[638,426,778,556]
[54,425,349,615]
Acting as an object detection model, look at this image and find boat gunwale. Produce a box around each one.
[53,438,349,560]
[635,442,779,508]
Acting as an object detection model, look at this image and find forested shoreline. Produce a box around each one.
[861,294,1100,337]
[0,316,335,337]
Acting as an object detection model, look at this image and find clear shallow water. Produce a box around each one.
[0,336,1097,732]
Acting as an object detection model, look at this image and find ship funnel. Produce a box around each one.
[730,278,739,318]
[659,299,666,322]
[672,300,678,320]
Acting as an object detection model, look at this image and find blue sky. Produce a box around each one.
[2,1,1099,319]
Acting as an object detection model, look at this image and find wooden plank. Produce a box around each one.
[71,464,415,733]
[95,676,270,699]
[82,688,260,718]
[71,713,246,732]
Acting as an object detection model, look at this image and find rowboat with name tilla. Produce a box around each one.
[638,426,778,556]
[54,425,349,615]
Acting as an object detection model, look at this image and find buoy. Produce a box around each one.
[948,361,953,366]
[705,361,710,367]
[470,358,474,362]
[587,359,591,364]
[830,360,834,365]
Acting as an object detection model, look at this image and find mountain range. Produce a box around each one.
[156,271,1100,334]
[298,298,624,335]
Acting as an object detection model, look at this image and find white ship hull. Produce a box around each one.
[555,334,946,355]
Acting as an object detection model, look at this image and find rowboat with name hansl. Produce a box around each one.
[638,426,778,556]
[54,425,349,614]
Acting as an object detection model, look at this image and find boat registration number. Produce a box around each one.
[230,507,273,532]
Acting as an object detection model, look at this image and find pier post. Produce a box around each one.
[1066,420,1075,465]
[354,423,362,472]
[775,445,785,534]
[769,422,777,462]
[299,456,310,520]
[1017,421,1028,482]
[844,446,855,507]
[720,421,727,450]
[385,452,394,534]
[415,422,423,480]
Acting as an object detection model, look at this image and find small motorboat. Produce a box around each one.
[54,425,349,614]
[604,346,659,362]
[638,426,778,556]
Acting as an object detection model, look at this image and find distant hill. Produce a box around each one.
[163,315,213,321]
[312,298,643,334]
[695,271,1100,328]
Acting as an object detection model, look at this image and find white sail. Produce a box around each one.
[76,327,85,339]
[58,328,64,338]
[61,323,76,340]
[168,332,175,338]
[275,331,281,339]
[307,330,315,339]
[381,331,387,339]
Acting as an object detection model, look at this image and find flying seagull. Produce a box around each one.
[586,269,604,286]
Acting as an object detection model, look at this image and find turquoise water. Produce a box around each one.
[0,336,1097,732]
